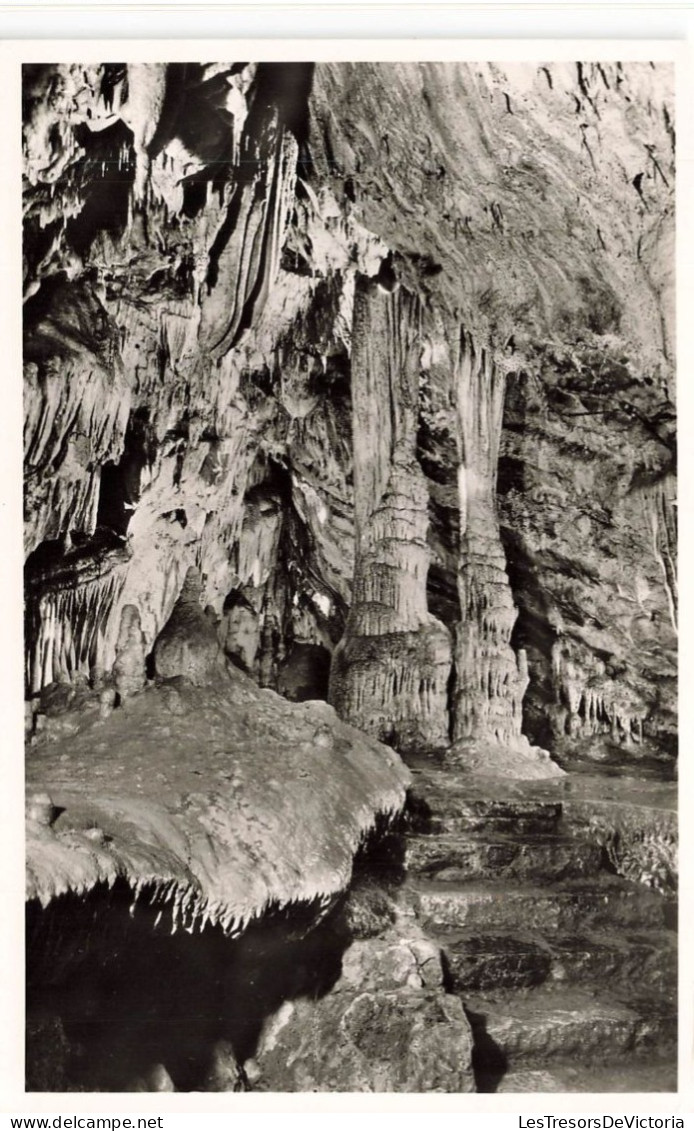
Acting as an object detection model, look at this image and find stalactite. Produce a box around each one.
[550,638,647,748]
[644,480,677,635]
[26,553,129,695]
[201,120,298,359]
[120,64,168,205]
[329,278,451,754]
[23,280,131,555]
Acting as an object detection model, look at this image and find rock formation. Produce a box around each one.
[449,330,563,777]
[26,657,410,933]
[153,567,226,685]
[329,278,451,753]
[453,332,525,743]
[113,604,147,699]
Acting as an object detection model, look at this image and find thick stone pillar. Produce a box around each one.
[451,331,562,777]
[328,278,451,754]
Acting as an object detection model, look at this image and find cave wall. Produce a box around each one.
[23,60,676,765]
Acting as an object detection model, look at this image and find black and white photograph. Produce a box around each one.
[20,53,677,1096]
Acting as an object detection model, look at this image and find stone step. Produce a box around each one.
[439,927,677,996]
[404,831,604,883]
[408,790,563,837]
[411,877,671,935]
[464,986,677,1069]
[549,931,678,1000]
[481,1059,677,1093]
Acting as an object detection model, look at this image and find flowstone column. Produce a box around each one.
[451,331,562,777]
[328,278,451,755]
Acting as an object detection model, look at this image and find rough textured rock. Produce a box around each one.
[336,935,444,993]
[254,986,474,1093]
[395,761,675,1092]
[499,358,676,763]
[238,869,473,1093]
[202,1041,248,1092]
[492,1062,676,1094]
[463,986,675,1067]
[562,788,677,893]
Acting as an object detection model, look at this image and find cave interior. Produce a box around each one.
[23,59,677,1094]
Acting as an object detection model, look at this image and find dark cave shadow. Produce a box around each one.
[402,787,438,834]
[436,949,508,1094]
[352,809,410,889]
[462,1006,509,1094]
[663,899,678,931]
[26,879,351,1093]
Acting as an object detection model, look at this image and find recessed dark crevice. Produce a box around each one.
[501,525,557,751]
[24,536,68,579]
[465,1005,509,1093]
[255,62,315,154]
[426,560,460,630]
[26,881,349,1093]
[277,642,331,702]
[65,120,135,260]
[24,271,114,365]
[446,659,457,743]
[96,409,156,539]
[417,422,459,487]
[25,530,129,593]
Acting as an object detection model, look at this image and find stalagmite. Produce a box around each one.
[153,568,227,686]
[450,331,562,777]
[113,604,147,699]
[329,277,451,754]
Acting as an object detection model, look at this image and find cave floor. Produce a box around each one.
[393,759,677,1093]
